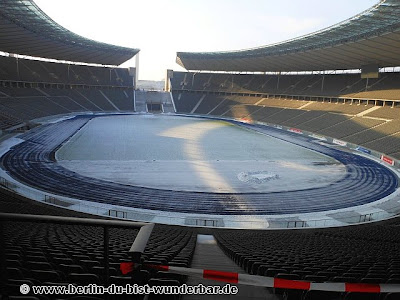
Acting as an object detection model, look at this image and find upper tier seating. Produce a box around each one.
[171,71,400,100]
[0,55,133,87]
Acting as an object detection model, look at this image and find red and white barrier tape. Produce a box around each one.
[120,262,400,293]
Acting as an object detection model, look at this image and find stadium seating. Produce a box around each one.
[214,222,400,299]
[0,87,133,127]
[172,92,204,113]
[0,55,133,87]
[0,189,196,298]
[172,71,400,100]
[259,97,309,108]
[171,72,400,159]
[2,187,400,299]
[317,117,385,139]
[0,31,399,300]
[0,55,135,131]
[304,102,372,114]
[364,106,400,119]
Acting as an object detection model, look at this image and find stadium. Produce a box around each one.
[0,0,400,299]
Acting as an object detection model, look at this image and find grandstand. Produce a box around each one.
[0,54,135,131]
[1,0,400,300]
[170,88,400,159]
[170,71,400,101]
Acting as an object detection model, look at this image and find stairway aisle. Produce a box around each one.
[183,235,279,300]
[134,90,148,112]
[134,90,175,113]
[162,92,176,113]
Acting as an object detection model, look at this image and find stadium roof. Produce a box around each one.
[177,0,400,72]
[0,0,139,65]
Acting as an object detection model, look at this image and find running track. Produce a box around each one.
[1,115,398,215]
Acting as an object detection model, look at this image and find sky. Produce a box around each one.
[33,0,378,81]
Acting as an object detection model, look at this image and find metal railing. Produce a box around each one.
[0,212,154,287]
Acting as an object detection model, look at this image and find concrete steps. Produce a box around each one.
[134,90,147,112]
[162,92,176,113]
[134,90,175,113]
[183,235,278,300]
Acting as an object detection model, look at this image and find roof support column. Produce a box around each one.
[135,52,140,82]
[15,56,19,80]
[276,72,280,91]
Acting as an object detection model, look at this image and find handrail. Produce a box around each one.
[129,223,155,261]
[0,213,155,286]
[0,79,134,89]
[171,88,400,103]
[0,212,149,228]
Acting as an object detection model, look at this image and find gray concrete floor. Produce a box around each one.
[183,235,280,300]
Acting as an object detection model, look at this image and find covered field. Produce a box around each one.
[56,115,345,193]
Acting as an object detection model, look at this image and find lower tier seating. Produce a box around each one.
[0,86,134,130]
